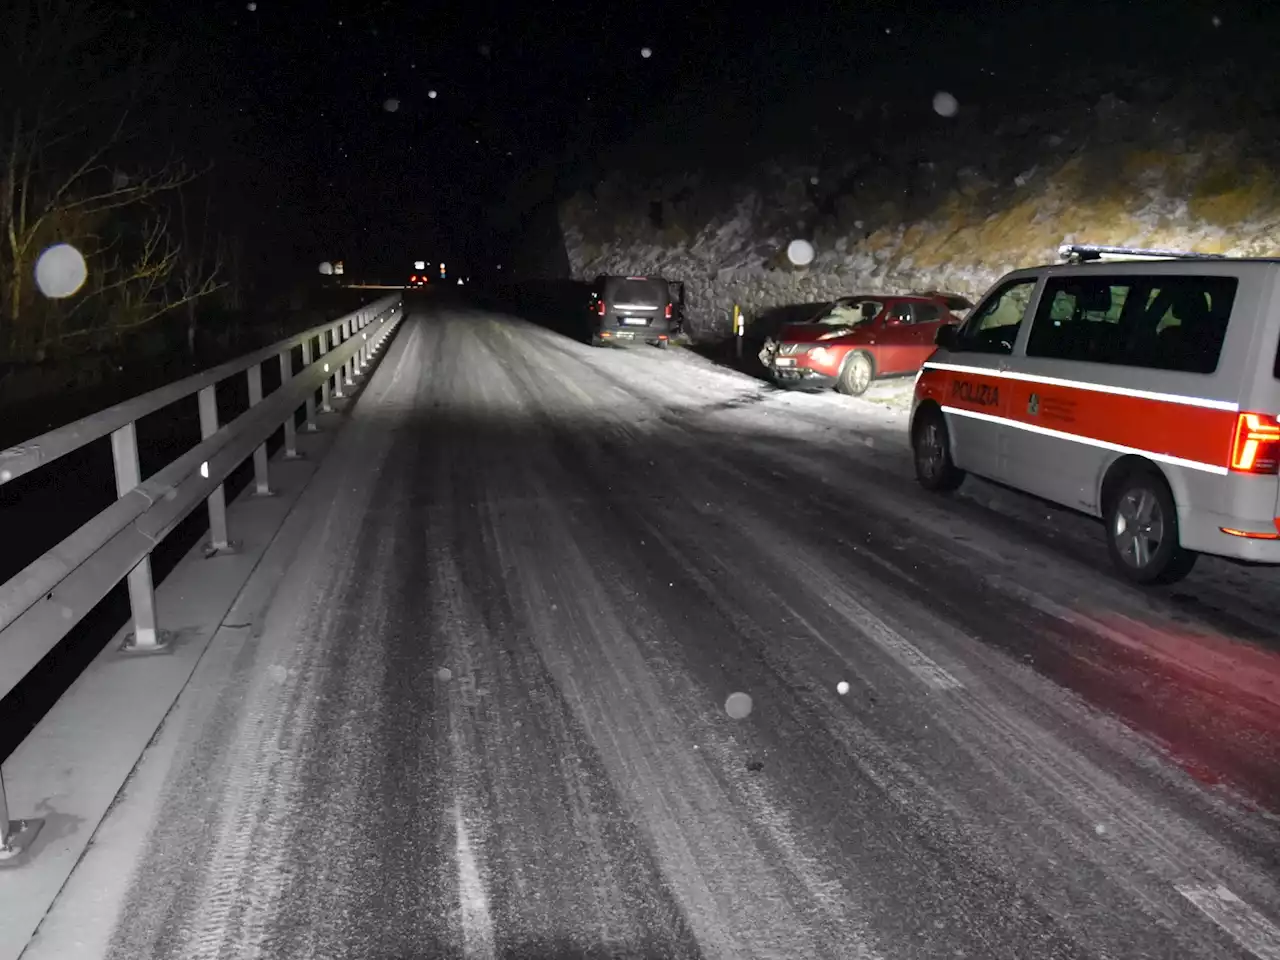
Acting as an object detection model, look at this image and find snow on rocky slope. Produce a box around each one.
[560,74,1280,339]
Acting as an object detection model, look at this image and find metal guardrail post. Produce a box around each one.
[0,766,43,864]
[319,331,335,411]
[197,385,233,554]
[110,422,165,651]
[246,364,273,496]
[343,319,355,386]
[301,338,319,431]
[278,349,300,459]
[331,326,346,400]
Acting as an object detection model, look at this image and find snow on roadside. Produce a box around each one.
[597,337,1280,690]
[653,342,914,426]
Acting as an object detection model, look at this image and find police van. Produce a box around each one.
[910,244,1280,584]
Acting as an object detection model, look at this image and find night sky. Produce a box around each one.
[137,0,1275,282]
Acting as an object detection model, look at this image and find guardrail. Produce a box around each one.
[0,293,404,861]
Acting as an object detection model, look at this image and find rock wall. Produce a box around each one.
[559,81,1280,341]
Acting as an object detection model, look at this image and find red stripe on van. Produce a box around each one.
[916,368,1236,469]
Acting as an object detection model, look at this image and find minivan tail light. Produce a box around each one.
[1230,412,1280,474]
[665,303,672,319]
[597,301,606,317]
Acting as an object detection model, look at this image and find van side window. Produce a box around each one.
[1026,275,1237,373]
[954,279,1037,354]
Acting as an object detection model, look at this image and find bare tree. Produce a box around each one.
[218,233,246,313]
[0,0,196,355]
[47,210,224,352]
[176,185,227,355]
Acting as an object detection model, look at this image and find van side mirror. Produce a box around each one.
[935,324,958,349]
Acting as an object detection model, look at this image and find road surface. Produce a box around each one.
[73,306,1280,959]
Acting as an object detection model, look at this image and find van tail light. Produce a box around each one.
[1230,412,1280,474]
[597,301,606,317]
[665,303,673,319]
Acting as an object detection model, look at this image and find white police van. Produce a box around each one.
[911,244,1280,584]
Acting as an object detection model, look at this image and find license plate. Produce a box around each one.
[773,357,796,367]
[614,330,635,339]
[622,317,648,326]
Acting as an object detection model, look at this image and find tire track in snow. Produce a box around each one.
[180,464,407,958]
[487,339,1280,958]
[486,471,881,960]
[423,322,702,958]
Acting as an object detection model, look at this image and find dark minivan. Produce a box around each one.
[588,275,673,348]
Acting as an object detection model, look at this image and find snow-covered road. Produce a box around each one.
[36,305,1280,960]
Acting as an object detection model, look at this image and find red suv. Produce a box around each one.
[761,292,970,396]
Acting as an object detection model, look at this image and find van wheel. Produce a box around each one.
[836,351,874,396]
[1105,468,1197,584]
[912,407,965,492]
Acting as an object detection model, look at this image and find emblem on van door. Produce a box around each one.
[1028,393,1040,416]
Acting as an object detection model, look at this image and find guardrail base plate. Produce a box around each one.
[203,540,241,559]
[119,629,176,656]
[0,818,44,866]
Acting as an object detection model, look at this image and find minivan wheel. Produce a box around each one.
[912,407,965,492]
[1105,469,1197,584]
[836,351,874,396]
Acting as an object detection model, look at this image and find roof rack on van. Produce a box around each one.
[1058,243,1228,264]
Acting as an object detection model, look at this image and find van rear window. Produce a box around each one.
[1026,275,1237,374]
[605,279,667,306]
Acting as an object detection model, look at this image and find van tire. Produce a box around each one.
[1104,467,1198,585]
[836,351,874,396]
[912,406,965,492]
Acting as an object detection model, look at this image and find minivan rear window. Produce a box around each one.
[605,279,667,306]
[1026,274,1238,374]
